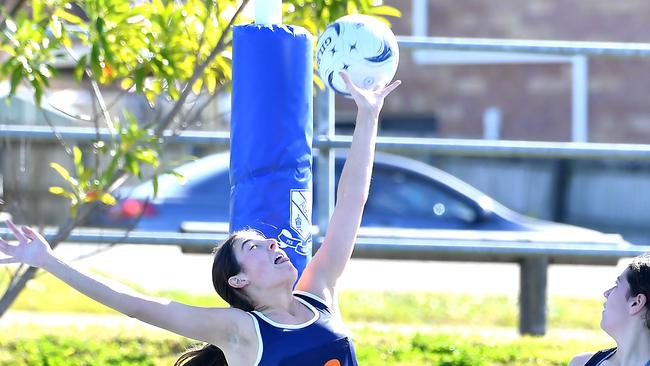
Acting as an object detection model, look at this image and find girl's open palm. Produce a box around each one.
[339,71,401,117]
[0,219,53,268]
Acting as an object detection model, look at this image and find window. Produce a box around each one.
[365,166,478,228]
[188,171,231,210]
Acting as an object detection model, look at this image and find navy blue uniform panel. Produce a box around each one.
[584,348,616,366]
[249,291,358,366]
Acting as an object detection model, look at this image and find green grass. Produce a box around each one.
[0,270,226,314]
[0,334,186,365]
[0,323,614,366]
[0,270,614,365]
[352,326,612,366]
[342,290,604,330]
[1,271,604,330]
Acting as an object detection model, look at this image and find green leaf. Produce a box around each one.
[79,168,94,185]
[74,55,87,82]
[57,10,85,25]
[152,175,159,198]
[314,74,325,90]
[120,78,134,90]
[191,78,203,95]
[134,149,157,165]
[90,43,101,77]
[168,83,180,100]
[205,75,217,94]
[48,186,75,200]
[95,17,105,36]
[73,146,83,166]
[50,162,71,182]
[48,186,66,195]
[368,5,402,18]
[100,154,121,186]
[168,170,187,185]
[347,2,358,15]
[50,16,63,39]
[129,119,139,135]
[61,29,72,49]
[125,154,140,178]
[134,67,146,92]
[9,66,22,96]
[32,81,43,106]
[32,0,44,21]
[73,146,85,179]
[100,193,117,206]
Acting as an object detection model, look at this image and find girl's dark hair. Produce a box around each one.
[174,233,256,365]
[626,254,650,330]
[211,233,256,312]
[174,344,226,366]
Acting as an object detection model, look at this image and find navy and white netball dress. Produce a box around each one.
[584,348,616,366]
[247,291,358,366]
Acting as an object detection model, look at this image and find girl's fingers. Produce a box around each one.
[0,257,18,264]
[380,80,401,97]
[5,219,26,242]
[22,226,46,244]
[339,71,352,86]
[21,226,37,240]
[0,240,15,256]
[339,72,360,95]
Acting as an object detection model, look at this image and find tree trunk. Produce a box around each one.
[0,210,84,317]
[0,265,39,315]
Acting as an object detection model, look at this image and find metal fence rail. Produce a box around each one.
[0,124,231,145]
[0,228,228,247]
[5,124,650,160]
[2,227,649,263]
[398,36,650,57]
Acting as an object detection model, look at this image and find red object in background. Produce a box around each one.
[114,199,156,218]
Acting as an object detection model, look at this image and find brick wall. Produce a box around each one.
[342,0,650,143]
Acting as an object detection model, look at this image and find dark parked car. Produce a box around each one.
[86,152,604,237]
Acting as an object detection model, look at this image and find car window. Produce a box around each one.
[366,166,478,224]
[186,171,231,209]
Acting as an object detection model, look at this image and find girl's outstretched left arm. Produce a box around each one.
[0,219,253,349]
[296,73,400,305]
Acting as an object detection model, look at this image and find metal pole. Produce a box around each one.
[255,0,282,25]
[314,88,335,236]
[398,36,650,58]
[519,257,549,335]
[572,56,589,142]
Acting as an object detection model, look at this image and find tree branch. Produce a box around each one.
[154,0,249,136]
[0,0,26,33]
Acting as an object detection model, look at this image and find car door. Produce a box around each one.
[176,168,232,225]
[362,164,481,229]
